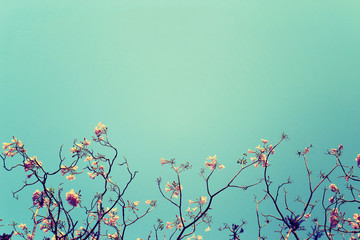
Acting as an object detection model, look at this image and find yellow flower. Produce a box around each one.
[199,196,207,205]
[66,175,75,181]
[18,223,27,230]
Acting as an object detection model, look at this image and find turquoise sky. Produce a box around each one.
[1,1,360,239]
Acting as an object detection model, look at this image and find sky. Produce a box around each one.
[0,1,360,239]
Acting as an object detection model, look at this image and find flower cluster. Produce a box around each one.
[94,122,107,138]
[166,215,185,230]
[23,156,42,172]
[61,165,78,181]
[124,200,140,211]
[65,189,81,207]
[329,144,343,156]
[3,137,26,157]
[40,219,52,233]
[248,139,274,168]
[355,154,360,168]
[204,155,224,170]
[329,184,340,193]
[103,208,119,226]
[32,190,48,208]
[70,138,90,154]
[186,234,203,240]
[87,160,106,179]
[165,181,183,199]
[329,208,341,228]
[189,196,207,206]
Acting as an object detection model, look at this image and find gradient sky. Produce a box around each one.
[1,1,360,239]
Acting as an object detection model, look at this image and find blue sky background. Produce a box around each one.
[1,1,360,239]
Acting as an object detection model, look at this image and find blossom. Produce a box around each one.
[166,221,175,229]
[66,189,81,207]
[145,200,151,205]
[248,149,256,154]
[256,145,265,153]
[160,158,170,165]
[32,190,46,208]
[329,208,340,228]
[103,208,119,226]
[95,122,107,137]
[23,156,42,172]
[66,175,75,181]
[304,147,310,154]
[355,154,360,168]
[304,213,311,220]
[329,197,335,204]
[261,139,268,144]
[83,139,90,146]
[205,155,217,170]
[205,226,211,231]
[330,149,338,154]
[107,233,118,239]
[133,201,139,206]
[189,200,197,204]
[199,197,207,205]
[329,184,339,193]
[354,213,360,222]
[218,164,225,170]
[70,147,80,153]
[40,219,51,233]
[165,181,182,198]
[18,223,27,230]
[3,137,26,157]
[84,156,93,162]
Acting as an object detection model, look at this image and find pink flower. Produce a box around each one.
[338,144,343,151]
[355,154,360,168]
[269,145,275,154]
[18,223,27,230]
[166,221,175,229]
[205,155,217,170]
[32,190,46,208]
[70,147,79,153]
[329,184,339,193]
[66,189,81,207]
[199,197,207,205]
[83,139,90,146]
[304,147,310,154]
[329,208,340,228]
[330,149,338,154]
[160,158,170,165]
[354,213,360,222]
[66,175,75,181]
[261,139,268,144]
[103,208,119,226]
[95,122,107,137]
[329,197,335,204]
[88,172,97,179]
[218,164,225,170]
[248,149,256,154]
[304,213,311,220]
